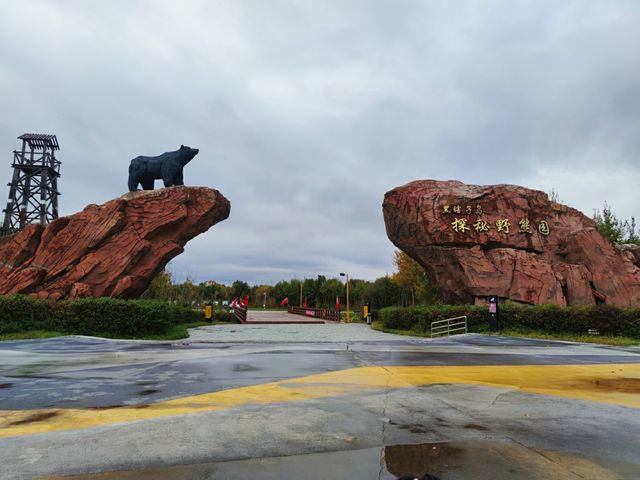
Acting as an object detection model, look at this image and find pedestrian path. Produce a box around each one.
[244,310,326,324]
[188,322,423,342]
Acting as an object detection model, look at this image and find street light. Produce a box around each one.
[339,272,350,323]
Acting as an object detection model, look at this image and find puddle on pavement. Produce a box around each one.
[232,363,260,372]
[385,442,463,478]
[8,411,59,426]
[390,421,435,435]
[463,423,489,431]
[137,389,161,396]
[384,440,631,479]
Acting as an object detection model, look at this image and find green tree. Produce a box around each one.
[366,276,402,309]
[251,284,275,308]
[141,270,172,301]
[230,280,250,299]
[628,217,639,245]
[593,202,629,244]
[319,278,343,306]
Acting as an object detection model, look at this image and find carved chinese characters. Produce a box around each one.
[442,202,549,236]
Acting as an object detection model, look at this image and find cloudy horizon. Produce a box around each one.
[1,0,639,285]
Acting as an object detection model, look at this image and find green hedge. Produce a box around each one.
[378,303,640,338]
[0,295,202,337]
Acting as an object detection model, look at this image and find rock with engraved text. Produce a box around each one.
[383,180,640,306]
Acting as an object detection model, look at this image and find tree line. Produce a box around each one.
[141,251,434,310]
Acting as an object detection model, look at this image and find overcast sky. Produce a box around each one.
[1,0,639,285]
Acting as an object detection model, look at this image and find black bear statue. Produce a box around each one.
[128,145,199,191]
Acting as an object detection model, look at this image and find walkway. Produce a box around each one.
[189,322,418,342]
[244,309,327,324]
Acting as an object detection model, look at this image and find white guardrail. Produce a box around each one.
[430,315,468,338]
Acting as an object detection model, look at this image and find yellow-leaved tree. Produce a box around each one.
[391,250,439,305]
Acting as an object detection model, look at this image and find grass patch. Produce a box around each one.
[0,322,216,342]
[135,322,211,340]
[489,328,640,346]
[0,330,64,341]
[370,322,639,346]
[371,321,426,337]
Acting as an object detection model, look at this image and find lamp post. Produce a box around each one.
[339,272,350,323]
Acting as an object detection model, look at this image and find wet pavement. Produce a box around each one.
[0,323,639,479]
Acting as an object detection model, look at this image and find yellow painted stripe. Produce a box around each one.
[1,363,638,439]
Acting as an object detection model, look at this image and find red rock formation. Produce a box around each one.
[620,244,640,270]
[0,187,230,299]
[383,180,640,306]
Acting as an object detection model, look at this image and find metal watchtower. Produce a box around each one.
[1,134,61,236]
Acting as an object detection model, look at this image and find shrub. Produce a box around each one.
[378,303,640,338]
[0,295,58,334]
[0,295,201,337]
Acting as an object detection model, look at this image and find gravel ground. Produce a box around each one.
[188,323,429,343]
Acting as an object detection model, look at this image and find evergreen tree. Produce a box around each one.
[593,202,629,244]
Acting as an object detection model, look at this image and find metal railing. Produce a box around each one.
[232,306,247,323]
[431,316,467,338]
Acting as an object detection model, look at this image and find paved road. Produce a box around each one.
[0,324,639,479]
[245,310,328,324]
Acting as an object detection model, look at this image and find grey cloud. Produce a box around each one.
[1,0,639,285]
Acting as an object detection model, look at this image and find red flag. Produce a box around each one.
[280,297,289,306]
[335,296,341,311]
[242,295,249,309]
[303,297,308,308]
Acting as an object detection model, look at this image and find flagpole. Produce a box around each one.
[346,273,350,323]
[339,272,350,323]
[300,281,303,308]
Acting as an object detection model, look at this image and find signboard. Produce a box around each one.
[488,296,499,332]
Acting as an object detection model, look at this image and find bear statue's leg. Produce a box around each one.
[141,179,154,190]
[162,164,178,188]
[162,176,174,188]
[128,175,139,192]
[174,170,184,186]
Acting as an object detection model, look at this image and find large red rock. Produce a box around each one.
[383,180,640,306]
[0,187,230,299]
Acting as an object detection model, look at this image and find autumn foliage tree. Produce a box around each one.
[391,250,439,305]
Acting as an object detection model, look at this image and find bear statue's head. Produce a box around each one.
[178,145,199,165]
